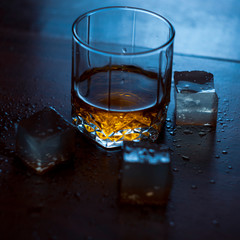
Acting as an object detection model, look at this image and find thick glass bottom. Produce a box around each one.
[72,107,167,149]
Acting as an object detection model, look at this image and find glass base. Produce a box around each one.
[72,111,167,149]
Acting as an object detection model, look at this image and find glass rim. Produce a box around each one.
[72,6,175,56]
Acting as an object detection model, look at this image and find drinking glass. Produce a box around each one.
[72,6,175,148]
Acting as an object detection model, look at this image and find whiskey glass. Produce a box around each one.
[72,6,175,148]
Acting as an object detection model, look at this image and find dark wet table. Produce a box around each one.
[0,1,240,239]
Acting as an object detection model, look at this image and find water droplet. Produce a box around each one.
[172,167,179,172]
[183,129,193,135]
[182,155,190,161]
[75,192,81,200]
[228,165,232,169]
[166,124,171,129]
[222,150,228,154]
[215,155,220,159]
[176,144,181,148]
[169,221,175,227]
[122,48,127,53]
[169,131,174,136]
[209,179,215,184]
[191,184,197,189]
[212,219,219,226]
[198,131,206,137]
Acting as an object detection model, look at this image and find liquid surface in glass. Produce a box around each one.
[72,65,171,148]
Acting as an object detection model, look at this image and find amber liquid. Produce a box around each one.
[72,65,170,148]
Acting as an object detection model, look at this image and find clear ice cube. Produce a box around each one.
[16,107,76,174]
[120,142,172,205]
[174,71,218,126]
